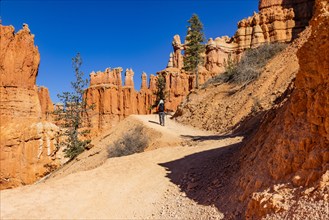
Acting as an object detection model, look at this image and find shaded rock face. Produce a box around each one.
[259,0,315,33]
[0,24,60,190]
[237,1,328,217]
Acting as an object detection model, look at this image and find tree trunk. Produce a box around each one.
[195,66,199,89]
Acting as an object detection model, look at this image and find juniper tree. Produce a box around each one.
[54,53,92,160]
[151,73,167,109]
[183,14,206,89]
[155,74,166,102]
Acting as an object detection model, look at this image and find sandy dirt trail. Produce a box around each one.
[0,115,242,219]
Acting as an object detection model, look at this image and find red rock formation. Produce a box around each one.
[0,24,61,190]
[85,68,155,135]
[205,37,240,74]
[0,24,40,89]
[239,1,328,217]
[259,0,315,34]
[85,64,203,135]
[168,0,315,74]
[124,68,134,87]
[157,68,191,111]
[38,86,54,120]
[171,35,184,69]
[141,72,148,90]
[85,0,316,137]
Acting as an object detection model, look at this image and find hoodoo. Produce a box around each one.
[0,24,62,190]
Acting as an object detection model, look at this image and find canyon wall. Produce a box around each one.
[0,24,62,190]
[239,0,328,217]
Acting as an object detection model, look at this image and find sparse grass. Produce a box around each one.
[107,125,149,158]
[203,43,287,88]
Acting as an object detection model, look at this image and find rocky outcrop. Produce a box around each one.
[239,1,328,217]
[204,37,240,74]
[168,0,315,74]
[168,35,184,69]
[0,24,40,89]
[259,0,315,34]
[0,24,61,190]
[173,28,311,133]
[38,86,54,120]
[85,63,213,135]
[85,68,155,135]
[0,122,61,190]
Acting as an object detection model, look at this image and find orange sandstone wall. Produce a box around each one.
[0,24,40,89]
[38,86,54,120]
[237,0,328,217]
[0,24,61,190]
[85,68,155,135]
[85,66,203,135]
[168,0,315,74]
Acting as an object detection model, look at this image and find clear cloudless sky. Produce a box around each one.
[1,0,258,103]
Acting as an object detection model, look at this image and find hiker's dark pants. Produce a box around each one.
[159,112,165,126]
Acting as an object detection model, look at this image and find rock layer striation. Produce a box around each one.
[0,24,61,190]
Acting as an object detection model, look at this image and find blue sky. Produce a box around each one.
[1,0,258,103]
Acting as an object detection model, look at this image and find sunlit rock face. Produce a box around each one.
[38,86,54,120]
[0,24,61,190]
[168,0,315,75]
[85,61,212,136]
[85,68,155,136]
[86,0,316,136]
[238,0,328,217]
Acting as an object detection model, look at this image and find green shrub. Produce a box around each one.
[107,125,149,158]
[203,43,287,88]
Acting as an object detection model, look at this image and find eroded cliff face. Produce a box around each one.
[84,64,213,135]
[168,0,315,74]
[172,0,327,218]
[173,28,312,134]
[0,24,61,190]
[85,68,155,135]
[84,1,316,136]
[259,0,315,33]
[239,0,328,217]
[0,24,40,89]
[38,86,54,120]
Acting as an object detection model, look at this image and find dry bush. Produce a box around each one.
[107,125,149,158]
[203,43,287,88]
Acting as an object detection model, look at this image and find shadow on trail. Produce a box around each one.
[159,140,244,218]
[158,106,283,218]
[148,120,160,125]
[158,78,295,218]
[180,134,236,142]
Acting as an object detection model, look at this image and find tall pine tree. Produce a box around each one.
[183,14,205,89]
[54,53,92,160]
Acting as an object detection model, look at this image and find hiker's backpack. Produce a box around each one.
[158,103,164,112]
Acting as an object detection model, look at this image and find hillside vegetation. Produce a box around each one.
[203,43,287,87]
[174,30,311,134]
